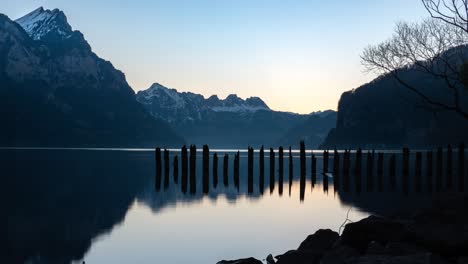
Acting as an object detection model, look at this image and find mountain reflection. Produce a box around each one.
[3,149,465,263]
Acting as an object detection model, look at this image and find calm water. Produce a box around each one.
[3,148,464,264]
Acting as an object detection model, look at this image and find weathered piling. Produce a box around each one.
[155,147,162,191]
[258,146,265,194]
[389,154,396,192]
[213,153,218,188]
[181,146,188,192]
[459,143,465,192]
[181,146,188,193]
[333,150,340,192]
[300,142,306,196]
[164,149,170,190]
[300,141,306,178]
[402,148,410,195]
[173,155,179,184]
[415,152,422,193]
[234,151,240,191]
[311,152,317,187]
[366,151,374,192]
[343,150,350,192]
[259,146,265,194]
[377,152,384,192]
[323,150,329,173]
[202,145,209,194]
[355,148,362,193]
[436,147,443,192]
[447,145,453,190]
[333,149,340,175]
[270,148,275,194]
[426,151,433,193]
[323,172,329,194]
[278,147,284,196]
[248,147,254,194]
[289,147,293,195]
[190,145,197,194]
[223,154,229,187]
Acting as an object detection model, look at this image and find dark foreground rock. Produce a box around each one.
[218,194,468,264]
[216,257,263,264]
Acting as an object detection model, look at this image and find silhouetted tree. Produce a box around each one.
[422,0,468,33]
[362,19,468,119]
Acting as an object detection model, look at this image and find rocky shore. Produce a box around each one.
[217,194,468,264]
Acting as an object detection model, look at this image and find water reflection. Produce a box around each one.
[2,148,466,263]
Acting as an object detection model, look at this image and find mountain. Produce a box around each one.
[0,8,183,147]
[321,52,468,149]
[136,83,336,148]
[278,110,337,148]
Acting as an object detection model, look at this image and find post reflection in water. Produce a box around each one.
[3,146,467,264]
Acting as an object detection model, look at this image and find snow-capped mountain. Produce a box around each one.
[15,7,72,41]
[0,8,182,147]
[136,83,270,123]
[136,83,336,148]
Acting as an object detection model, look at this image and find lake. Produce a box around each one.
[3,147,462,264]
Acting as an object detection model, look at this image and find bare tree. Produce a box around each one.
[362,19,468,119]
[422,0,468,32]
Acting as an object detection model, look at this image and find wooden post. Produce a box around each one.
[447,144,453,190]
[426,151,433,193]
[459,143,465,192]
[389,153,396,192]
[436,147,443,192]
[278,147,284,195]
[300,142,306,199]
[333,149,340,192]
[234,151,240,191]
[259,146,264,194]
[173,155,179,184]
[213,153,218,188]
[323,150,329,173]
[289,147,293,195]
[355,148,362,193]
[415,152,422,193]
[270,148,275,194]
[155,147,162,191]
[402,148,410,195]
[248,147,254,194]
[164,149,170,190]
[190,145,197,194]
[311,153,317,187]
[181,145,188,193]
[377,153,384,192]
[366,151,374,192]
[223,154,229,187]
[343,150,350,192]
[258,146,265,194]
[202,145,209,194]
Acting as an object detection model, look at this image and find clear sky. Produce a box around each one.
[3,0,428,113]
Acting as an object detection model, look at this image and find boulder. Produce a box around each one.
[275,250,322,264]
[298,229,339,252]
[348,253,449,264]
[320,245,359,264]
[266,254,276,264]
[341,216,407,253]
[217,257,263,264]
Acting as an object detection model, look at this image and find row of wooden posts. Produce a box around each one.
[155,142,467,196]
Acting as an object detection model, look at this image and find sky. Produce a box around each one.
[3,0,428,114]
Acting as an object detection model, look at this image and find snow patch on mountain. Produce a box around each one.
[15,7,72,40]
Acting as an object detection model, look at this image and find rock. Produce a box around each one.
[458,257,468,264]
[217,257,263,264]
[348,253,449,264]
[341,216,407,253]
[383,242,429,256]
[298,229,339,252]
[266,254,276,264]
[320,245,359,264]
[275,250,322,264]
[366,241,386,255]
